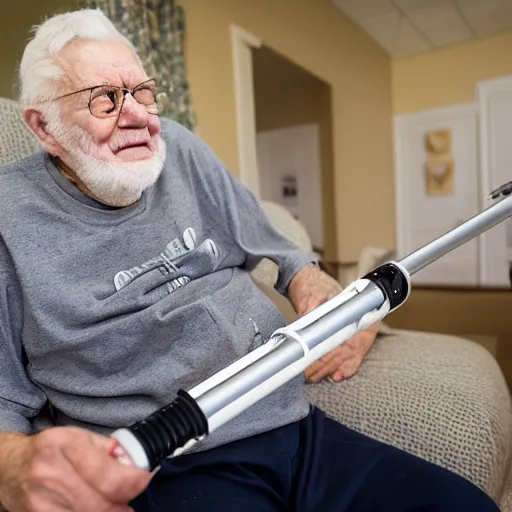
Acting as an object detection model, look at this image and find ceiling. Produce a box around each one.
[332,0,512,59]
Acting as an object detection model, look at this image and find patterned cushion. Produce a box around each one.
[250,201,312,289]
[0,98,39,166]
[305,329,512,502]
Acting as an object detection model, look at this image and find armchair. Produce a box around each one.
[1,97,511,509]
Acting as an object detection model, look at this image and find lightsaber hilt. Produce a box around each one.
[111,184,512,472]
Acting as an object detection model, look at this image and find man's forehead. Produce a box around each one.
[58,40,147,89]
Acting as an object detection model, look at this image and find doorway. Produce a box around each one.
[251,46,336,263]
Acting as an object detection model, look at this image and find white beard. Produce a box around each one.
[47,116,166,207]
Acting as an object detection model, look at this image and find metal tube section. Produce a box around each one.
[400,195,512,276]
[295,285,384,351]
[196,337,303,419]
[194,284,386,425]
[194,194,512,435]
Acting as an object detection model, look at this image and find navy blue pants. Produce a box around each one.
[130,407,498,511]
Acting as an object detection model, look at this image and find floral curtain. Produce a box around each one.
[79,0,196,131]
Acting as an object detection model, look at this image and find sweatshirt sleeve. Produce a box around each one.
[0,238,47,433]
[181,125,319,295]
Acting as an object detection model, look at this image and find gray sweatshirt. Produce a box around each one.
[0,118,315,451]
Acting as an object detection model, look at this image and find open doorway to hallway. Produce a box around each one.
[251,46,337,265]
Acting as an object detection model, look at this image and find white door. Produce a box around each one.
[394,103,480,286]
[478,76,512,287]
[256,124,324,251]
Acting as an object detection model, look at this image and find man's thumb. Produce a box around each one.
[88,432,119,456]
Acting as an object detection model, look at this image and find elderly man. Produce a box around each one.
[0,9,498,512]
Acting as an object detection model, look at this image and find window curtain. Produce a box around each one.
[79,0,196,131]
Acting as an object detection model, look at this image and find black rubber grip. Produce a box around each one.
[127,390,208,470]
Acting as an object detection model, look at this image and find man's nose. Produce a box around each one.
[117,93,148,128]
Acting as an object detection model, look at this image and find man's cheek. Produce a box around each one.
[148,116,161,136]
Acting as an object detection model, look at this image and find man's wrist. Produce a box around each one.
[0,432,29,493]
[287,263,320,296]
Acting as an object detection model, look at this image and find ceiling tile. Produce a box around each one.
[358,11,402,46]
[456,0,512,13]
[359,12,432,57]
[392,34,432,58]
[469,14,512,38]
[332,0,512,59]
[394,0,451,12]
[396,15,424,39]
[331,0,397,22]
[456,0,512,37]
[395,0,466,30]
[424,20,474,46]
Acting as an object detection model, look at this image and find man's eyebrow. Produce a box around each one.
[69,78,154,91]
[71,80,111,90]
[124,77,156,89]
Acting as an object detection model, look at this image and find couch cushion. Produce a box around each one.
[305,329,512,501]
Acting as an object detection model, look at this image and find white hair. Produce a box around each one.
[18,9,138,108]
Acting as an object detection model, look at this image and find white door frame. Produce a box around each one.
[476,74,512,286]
[230,25,262,198]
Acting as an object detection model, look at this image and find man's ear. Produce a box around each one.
[23,108,63,157]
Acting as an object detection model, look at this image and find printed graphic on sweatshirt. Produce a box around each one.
[113,227,219,294]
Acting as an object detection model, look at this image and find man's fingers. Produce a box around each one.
[304,363,320,380]
[29,464,136,512]
[332,369,345,382]
[305,351,337,379]
[63,432,152,503]
[303,296,329,315]
[299,297,314,316]
[306,346,356,382]
[89,431,118,453]
[307,363,337,382]
[307,356,344,382]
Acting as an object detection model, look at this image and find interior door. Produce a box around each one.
[478,76,512,287]
[256,124,324,251]
[395,103,479,286]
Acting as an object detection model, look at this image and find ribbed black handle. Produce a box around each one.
[127,390,208,470]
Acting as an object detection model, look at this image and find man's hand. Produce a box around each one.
[287,263,342,317]
[0,427,151,512]
[288,264,379,383]
[304,324,379,382]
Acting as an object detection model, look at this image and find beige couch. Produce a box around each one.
[1,97,512,509]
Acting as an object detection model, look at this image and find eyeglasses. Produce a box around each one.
[53,78,160,119]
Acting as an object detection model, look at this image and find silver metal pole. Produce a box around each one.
[112,183,512,471]
[399,194,512,276]
[194,285,385,420]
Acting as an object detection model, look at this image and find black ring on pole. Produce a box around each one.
[363,263,409,311]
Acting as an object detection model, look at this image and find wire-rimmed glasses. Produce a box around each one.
[53,78,160,118]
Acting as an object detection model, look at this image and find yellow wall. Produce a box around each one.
[392,30,512,115]
[0,1,72,99]
[179,0,394,262]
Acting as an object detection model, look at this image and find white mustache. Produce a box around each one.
[112,131,151,153]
